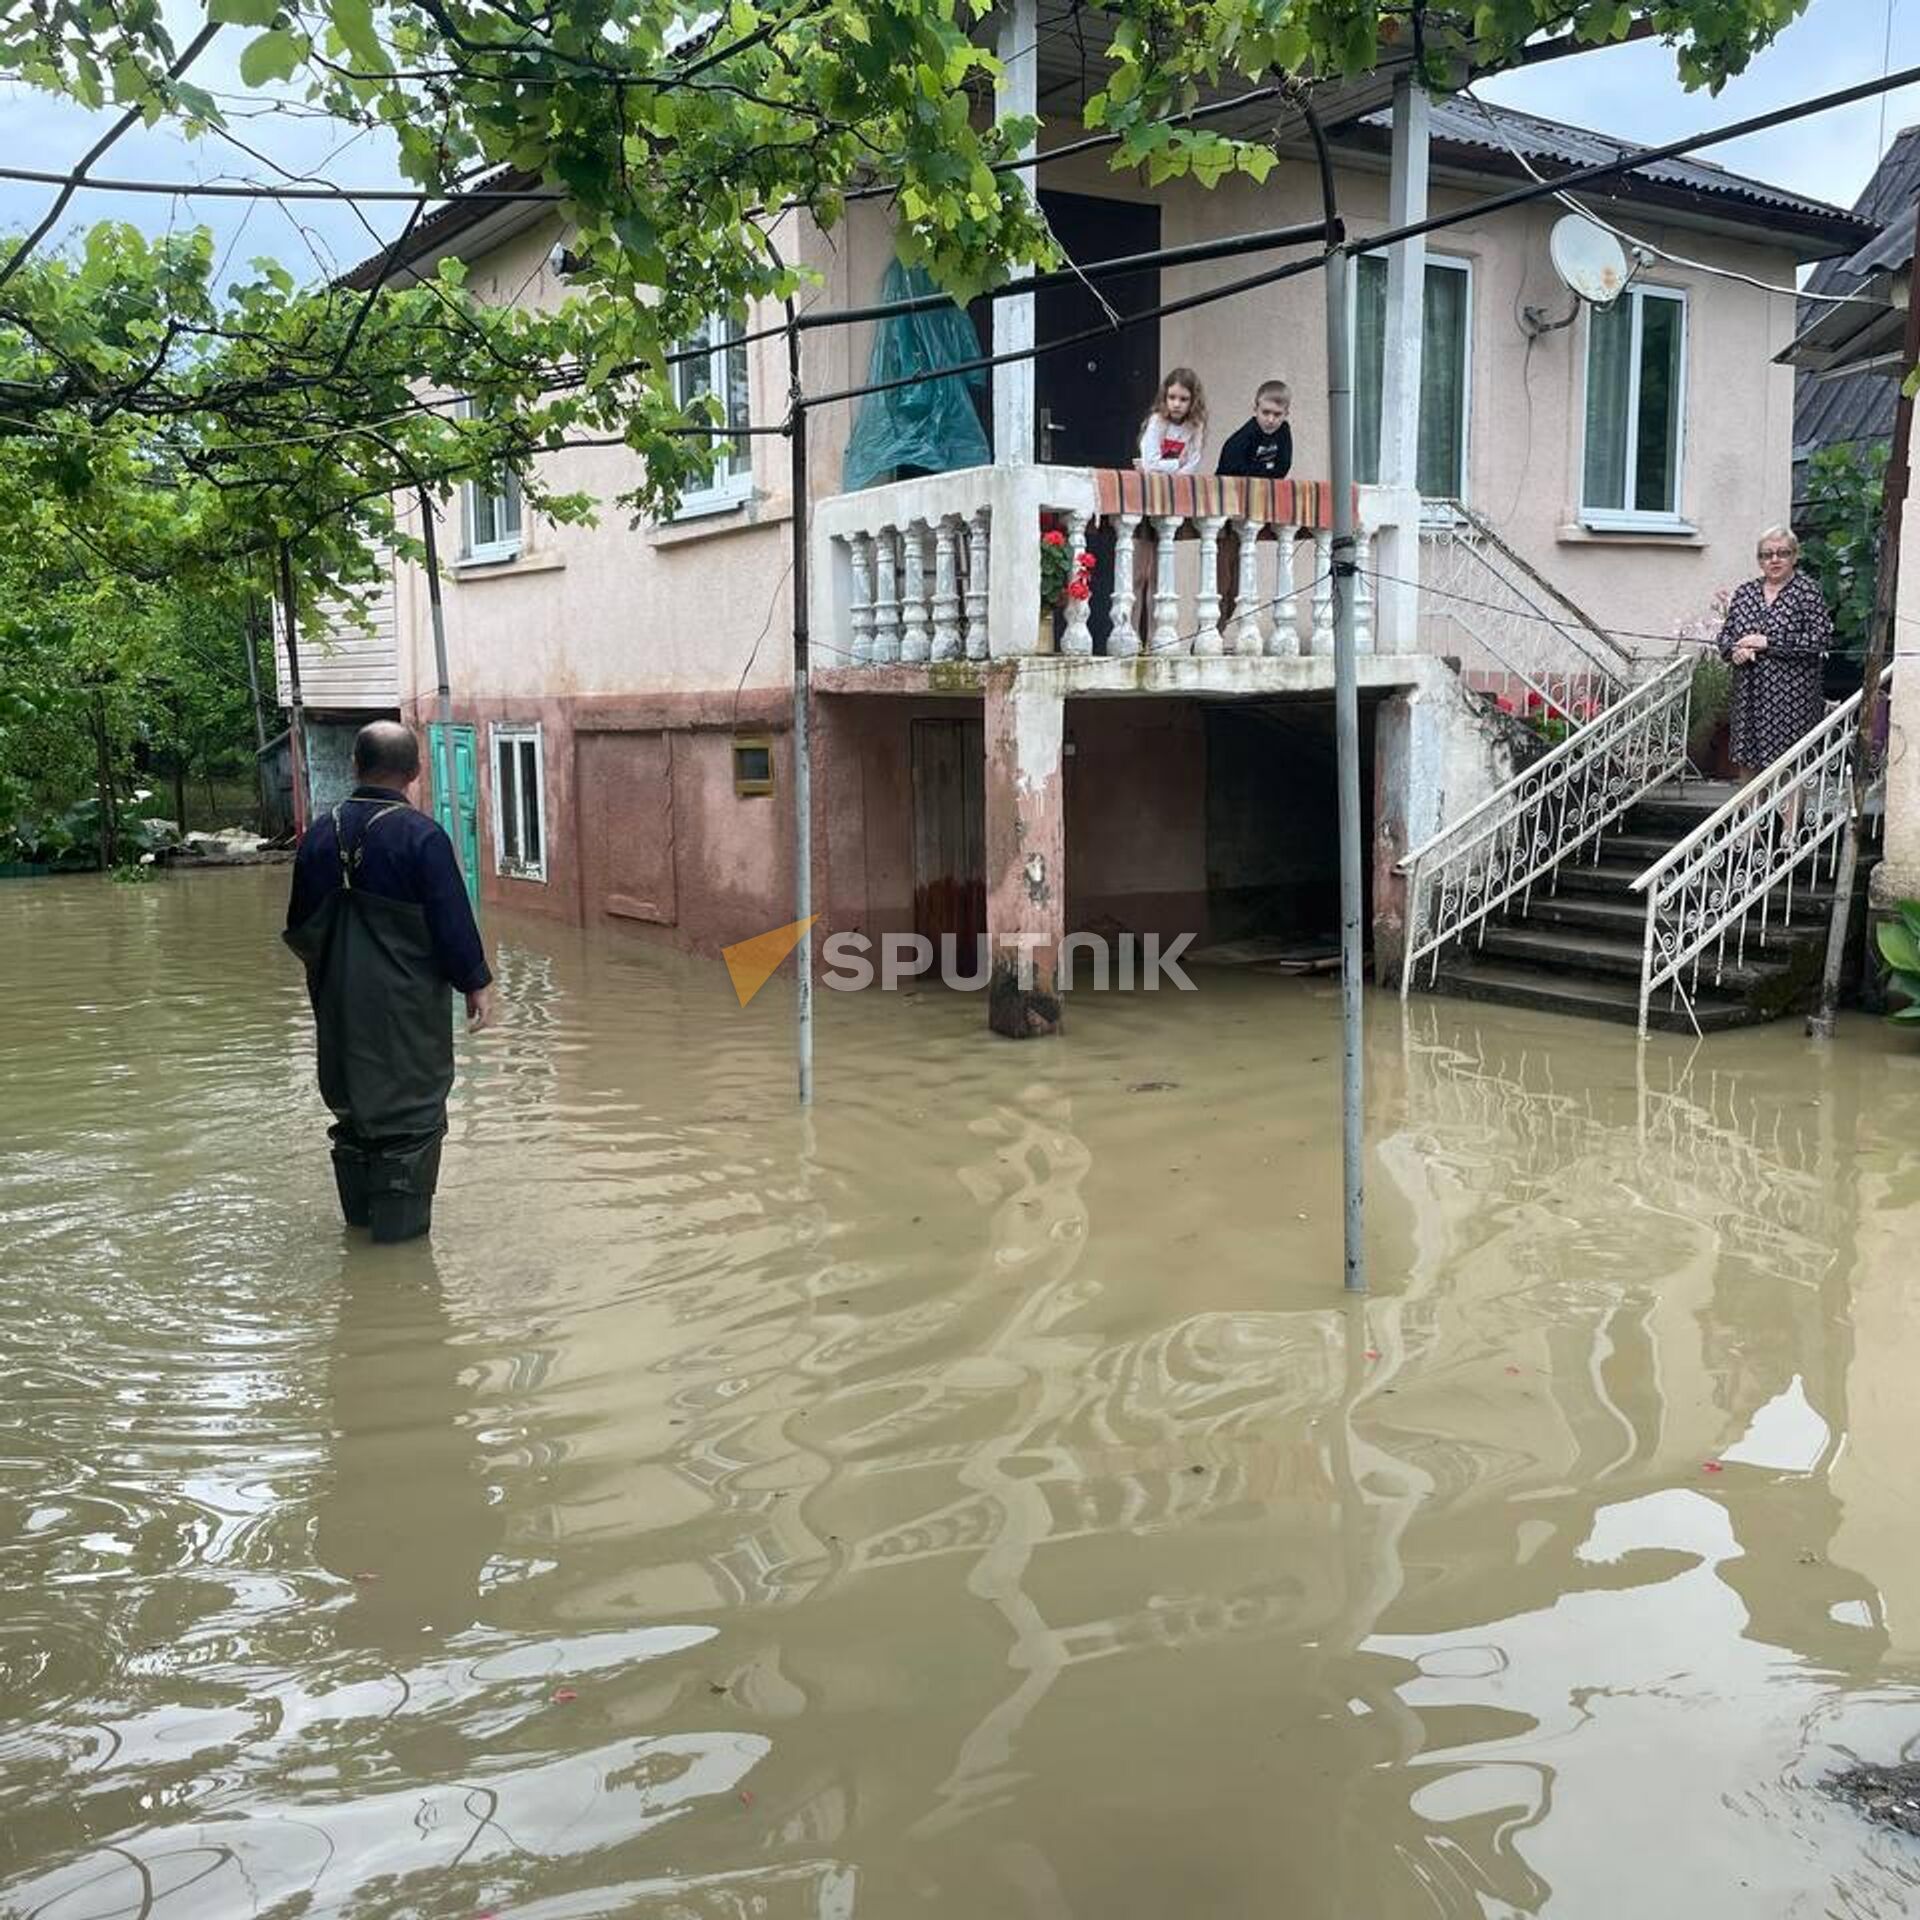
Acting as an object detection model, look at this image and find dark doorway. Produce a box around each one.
[1033,190,1163,468]
[911,718,986,974]
[1204,700,1378,949]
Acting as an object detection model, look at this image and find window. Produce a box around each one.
[733,735,774,796]
[672,310,751,515]
[1354,254,1471,501]
[463,460,522,562]
[491,723,546,881]
[1582,286,1687,527]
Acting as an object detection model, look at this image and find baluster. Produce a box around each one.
[1149,514,1183,655]
[1232,517,1263,656]
[1265,522,1299,657]
[1311,530,1335,655]
[900,518,930,664]
[1109,514,1142,657]
[872,529,901,664]
[848,532,875,666]
[1354,527,1375,652]
[1062,509,1094,657]
[1193,516,1226,656]
[964,508,990,660]
[930,515,962,662]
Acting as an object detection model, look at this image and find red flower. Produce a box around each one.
[1076,551,1095,572]
[1043,529,1067,547]
[1066,579,1091,600]
[1525,691,1544,712]
[1496,696,1515,715]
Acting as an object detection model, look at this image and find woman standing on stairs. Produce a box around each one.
[1716,525,1834,780]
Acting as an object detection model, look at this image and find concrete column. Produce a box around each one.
[1379,74,1430,498]
[1373,75,1431,658]
[1871,444,1920,934]
[984,665,1065,1036]
[993,0,1038,465]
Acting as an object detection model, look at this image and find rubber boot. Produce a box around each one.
[366,1133,444,1245]
[329,1137,373,1229]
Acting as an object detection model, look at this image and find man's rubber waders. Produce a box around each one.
[286,805,458,1243]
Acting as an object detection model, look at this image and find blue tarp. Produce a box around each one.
[841,260,991,492]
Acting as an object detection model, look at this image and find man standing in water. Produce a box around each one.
[285,721,494,1243]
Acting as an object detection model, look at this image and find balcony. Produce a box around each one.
[810,465,1424,691]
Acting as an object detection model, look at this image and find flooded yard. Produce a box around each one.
[6,866,1920,1916]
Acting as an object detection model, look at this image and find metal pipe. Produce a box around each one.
[416,486,464,888]
[241,588,273,834]
[1305,90,1365,1293]
[276,541,312,835]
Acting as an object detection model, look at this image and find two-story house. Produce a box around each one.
[281,45,1868,1035]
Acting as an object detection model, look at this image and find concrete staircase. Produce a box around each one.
[1429,781,1840,1032]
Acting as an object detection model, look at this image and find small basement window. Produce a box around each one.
[733,736,774,796]
[492,722,547,880]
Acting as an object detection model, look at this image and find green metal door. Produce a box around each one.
[429,722,480,905]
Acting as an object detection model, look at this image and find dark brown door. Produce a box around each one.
[576,729,677,927]
[1034,190,1163,469]
[911,718,985,975]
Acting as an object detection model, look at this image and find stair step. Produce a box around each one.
[1475,924,1781,992]
[1434,959,1759,1033]
[1515,894,1817,956]
[1597,832,1682,866]
[1626,781,1742,833]
[1553,859,1652,898]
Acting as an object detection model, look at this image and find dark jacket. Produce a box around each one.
[287,789,491,994]
[1216,417,1293,480]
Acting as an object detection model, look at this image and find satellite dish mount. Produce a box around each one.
[1525,214,1643,338]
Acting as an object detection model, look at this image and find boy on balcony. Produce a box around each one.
[1215,380,1292,624]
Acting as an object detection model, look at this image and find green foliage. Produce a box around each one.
[1799,442,1887,662]
[1879,900,1920,1023]
[1688,649,1732,763]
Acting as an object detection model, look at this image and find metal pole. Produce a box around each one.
[276,541,312,835]
[1810,184,1920,1039]
[241,590,273,833]
[790,398,814,1106]
[416,486,464,888]
[1325,243,1367,1292]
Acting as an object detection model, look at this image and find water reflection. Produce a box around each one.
[6,875,1920,1915]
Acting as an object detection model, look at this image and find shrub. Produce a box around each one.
[1879,900,1920,1023]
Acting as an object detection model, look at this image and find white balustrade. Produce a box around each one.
[815,469,1410,668]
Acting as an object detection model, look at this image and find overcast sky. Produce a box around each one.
[1,0,1916,289]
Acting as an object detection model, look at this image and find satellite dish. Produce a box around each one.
[1548,214,1631,306]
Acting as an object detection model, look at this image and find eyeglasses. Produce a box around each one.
[1758,548,1795,560]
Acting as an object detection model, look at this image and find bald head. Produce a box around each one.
[353,720,421,791]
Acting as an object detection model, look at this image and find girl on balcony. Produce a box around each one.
[1131,369,1209,637]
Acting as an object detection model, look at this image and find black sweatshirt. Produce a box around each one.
[1215,418,1293,479]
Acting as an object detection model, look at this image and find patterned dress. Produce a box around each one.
[1716,571,1833,767]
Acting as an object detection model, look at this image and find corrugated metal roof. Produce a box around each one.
[1357,95,1871,242]
[1791,126,1920,494]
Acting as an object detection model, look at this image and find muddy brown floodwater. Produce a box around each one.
[6,869,1920,1916]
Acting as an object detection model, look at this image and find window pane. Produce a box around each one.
[497,739,520,863]
[1353,255,1386,486]
[1633,296,1684,514]
[1418,264,1468,500]
[722,313,750,473]
[1582,297,1632,512]
[735,743,771,785]
[519,739,542,866]
[470,481,497,550]
[499,469,523,539]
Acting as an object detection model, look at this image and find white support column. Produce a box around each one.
[993,0,1038,466]
[1380,73,1430,500]
[1376,73,1431,657]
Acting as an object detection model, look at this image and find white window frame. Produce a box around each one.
[490,722,547,882]
[1352,251,1473,505]
[460,398,524,563]
[1579,284,1691,532]
[672,309,753,520]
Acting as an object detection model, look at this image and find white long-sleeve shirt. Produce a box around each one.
[1136,413,1206,475]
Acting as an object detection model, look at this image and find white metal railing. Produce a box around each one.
[1398,654,1693,994]
[1418,505,1638,724]
[1631,667,1891,1036]
[812,465,1414,665]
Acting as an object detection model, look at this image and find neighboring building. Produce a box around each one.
[314,49,1868,1033]
[1791,124,1920,508]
